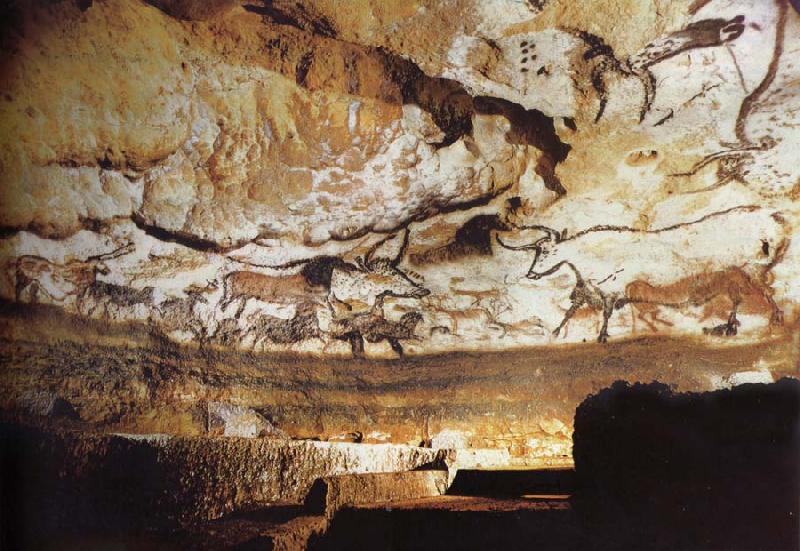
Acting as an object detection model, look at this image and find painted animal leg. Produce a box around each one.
[723,278,747,336]
[725,298,741,336]
[218,291,234,313]
[27,280,59,305]
[649,310,674,327]
[14,274,31,302]
[752,277,784,325]
[388,338,405,359]
[349,334,365,358]
[103,299,111,318]
[554,295,585,337]
[636,306,658,332]
[597,299,615,343]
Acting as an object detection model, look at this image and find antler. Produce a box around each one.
[362,228,409,269]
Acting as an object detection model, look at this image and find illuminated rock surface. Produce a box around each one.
[1,0,798,465]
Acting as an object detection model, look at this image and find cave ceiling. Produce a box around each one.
[1,0,799,357]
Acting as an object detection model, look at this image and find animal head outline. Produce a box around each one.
[354,229,430,299]
[496,225,567,280]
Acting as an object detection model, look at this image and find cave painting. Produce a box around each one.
[576,14,746,123]
[1,0,797,359]
[498,206,787,343]
[5,201,791,356]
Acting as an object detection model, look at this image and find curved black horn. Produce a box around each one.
[512,224,562,242]
[495,235,545,251]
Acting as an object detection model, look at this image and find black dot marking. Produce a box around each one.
[761,240,769,255]
[531,54,537,60]
[537,66,547,75]
[521,57,528,63]
[520,41,528,47]
[521,68,529,72]
[522,49,529,54]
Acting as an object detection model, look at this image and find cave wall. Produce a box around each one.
[1,0,798,463]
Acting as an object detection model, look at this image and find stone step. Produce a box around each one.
[0,422,446,533]
[187,510,329,551]
[305,470,450,518]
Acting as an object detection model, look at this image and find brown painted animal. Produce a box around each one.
[399,296,508,337]
[448,277,510,308]
[221,271,321,318]
[432,306,508,337]
[328,292,423,358]
[625,266,783,336]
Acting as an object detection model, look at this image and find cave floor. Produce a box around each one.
[33,492,778,551]
[31,496,576,550]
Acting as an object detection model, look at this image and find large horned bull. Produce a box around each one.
[498,206,787,342]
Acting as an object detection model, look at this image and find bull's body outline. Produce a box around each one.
[499,206,787,342]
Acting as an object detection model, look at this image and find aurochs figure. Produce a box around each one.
[498,206,787,342]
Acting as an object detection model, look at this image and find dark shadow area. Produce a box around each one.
[448,468,576,497]
[317,379,799,550]
[3,379,797,550]
[571,378,800,551]
[316,502,585,551]
[243,2,338,38]
[0,424,170,550]
[474,96,571,195]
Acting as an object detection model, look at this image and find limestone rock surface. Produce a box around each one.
[1,0,799,462]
